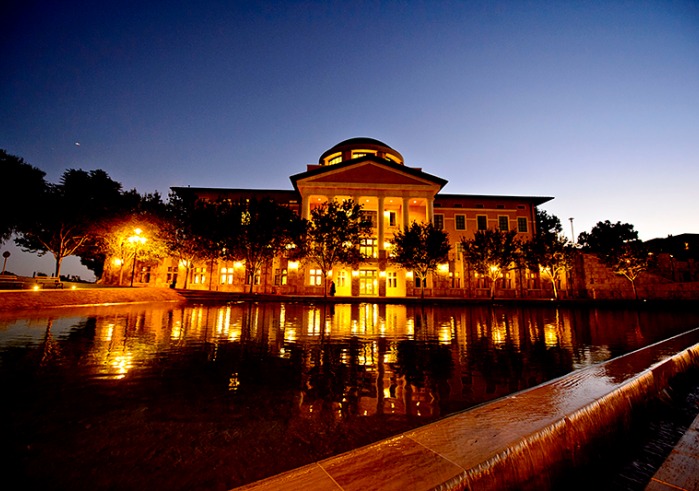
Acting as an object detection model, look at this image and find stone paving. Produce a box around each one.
[645,413,699,491]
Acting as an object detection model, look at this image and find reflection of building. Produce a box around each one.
[117,138,555,298]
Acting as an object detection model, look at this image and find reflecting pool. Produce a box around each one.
[1,302,698,490]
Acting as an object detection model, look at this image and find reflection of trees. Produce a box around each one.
[394,340,453,417]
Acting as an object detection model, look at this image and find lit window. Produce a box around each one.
[220,267,234,285]
[360,238,377,258]
[434,214,444,230]
[517,217,528,233]
[477,215,487,230]
[498,216,509,231]
[309,269,323,286]
[337,270,348,287]
[274,268,288,286]
[387,271,398,288]
[193,267,206,285]
[246,265,260,285]
[455,215,466,230]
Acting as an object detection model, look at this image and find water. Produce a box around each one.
[1,302,698,491]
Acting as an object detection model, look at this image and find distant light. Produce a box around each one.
[75,142,80,146]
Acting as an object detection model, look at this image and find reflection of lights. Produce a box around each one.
[439,322,452,344]
[110,354,134,379]
[544,323,559,347]
[284,327,297,342]
[171,321,182,340]
[492,323,506,345]
[104,323,115,342]
[33,285,40,291]
[228,373,240,391]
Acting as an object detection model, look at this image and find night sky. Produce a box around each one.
[2,0,698,279]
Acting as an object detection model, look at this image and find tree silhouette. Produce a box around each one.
[300,199,371,297]
[522,209,575,299]
[578,220,648,300]
[461,229,521,300]
[390,221,450,298]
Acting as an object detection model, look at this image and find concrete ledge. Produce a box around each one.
[0,287,185,311]
[235,328,699,491]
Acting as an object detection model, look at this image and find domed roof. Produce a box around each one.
[319,137,404,165]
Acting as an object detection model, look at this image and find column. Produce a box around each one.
[426,197,434,224]
[378,195,385,252]
[402,197,410,229]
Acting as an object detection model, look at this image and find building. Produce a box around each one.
[121,138,555,298]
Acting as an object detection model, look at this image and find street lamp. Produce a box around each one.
[569,218,575,244]
[128,229,147,287]
[1,251,9,274]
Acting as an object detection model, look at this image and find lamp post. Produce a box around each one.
[1,251,9,274]
[568,218,575,244]
[128,229,147,287]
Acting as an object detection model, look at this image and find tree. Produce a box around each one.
[162,190,222,289]
[522,209,576,300]
[461,229,521,300]
[390,221,450,298]
[217,198,305,294]
[15,169,125,277]
[0,150,47,244]
[578,220,648,300]
[79,190,169,280]
[300,199,372,297]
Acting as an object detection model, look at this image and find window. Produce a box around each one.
[337,270,348,287]
[245,266,260,285]
[193,267,206,285]
[434,214,444,230]
[517,217,528,233]
[361,210,377,227]
[387,211,397,227]
[309,269,323,286]
[358,269,377,295]
[387,271,398,288]
[455,215,466,230]
[477,215,487,230]
[220,267,234,285]
[414,274,425,288]
[360,238,377,258]
[167,266,178,284]
[274,268,287,286]
[498,216,509,231]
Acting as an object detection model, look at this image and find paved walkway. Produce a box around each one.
[645,413,699,491]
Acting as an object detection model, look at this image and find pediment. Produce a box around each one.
[296,161,441,188]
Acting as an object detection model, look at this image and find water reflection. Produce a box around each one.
[1,303,699,490]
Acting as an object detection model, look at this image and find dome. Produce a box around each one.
[319,137,404,166]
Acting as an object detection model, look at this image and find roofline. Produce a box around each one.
[171,186,297,194]
[436,193,554,206]
[290,156,448,192]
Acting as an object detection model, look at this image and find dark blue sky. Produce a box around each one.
[2,0,698,278]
